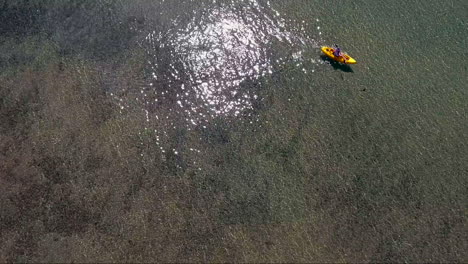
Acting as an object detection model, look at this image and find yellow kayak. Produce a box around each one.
[321,46,357,64]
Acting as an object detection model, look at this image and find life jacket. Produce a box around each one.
[333,48,341,57]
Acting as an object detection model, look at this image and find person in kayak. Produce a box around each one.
[333,44,347,63]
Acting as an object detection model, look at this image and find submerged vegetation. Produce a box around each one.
[1,0,467,262]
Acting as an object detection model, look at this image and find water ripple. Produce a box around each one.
[114,0,320,157]
[143,0,314,123]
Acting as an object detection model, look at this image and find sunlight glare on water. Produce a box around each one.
[116,0,321,156]
[143,0,316,122]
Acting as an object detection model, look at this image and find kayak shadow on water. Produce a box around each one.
[320,55,354,73]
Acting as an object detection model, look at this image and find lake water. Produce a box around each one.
[2,0,467,261]
[104,0,467,224]
[110,0,467,162]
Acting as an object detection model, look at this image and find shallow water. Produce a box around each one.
[105,0,468,162]
[143,0,306,118]
[2,0,467,260]
[117,0,465,155]
[113,0,328,154]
